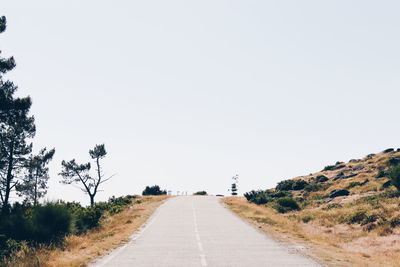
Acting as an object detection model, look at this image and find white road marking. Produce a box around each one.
[192,198,208,267]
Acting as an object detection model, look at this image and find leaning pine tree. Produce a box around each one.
[60,144,113,206]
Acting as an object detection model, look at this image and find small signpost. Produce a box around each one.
[231,174,239,196]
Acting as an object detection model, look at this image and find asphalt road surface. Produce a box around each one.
[91,196,322,267]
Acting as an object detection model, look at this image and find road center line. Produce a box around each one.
[192,199,208,267]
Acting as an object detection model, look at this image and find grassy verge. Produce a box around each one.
[222,196,400,267]
[5,195,169,267]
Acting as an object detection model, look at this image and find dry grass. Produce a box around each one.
[223,196,400,267]
[223,150,400,267]
[7,195,169,267]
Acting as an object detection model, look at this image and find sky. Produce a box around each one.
[2,1,400,205]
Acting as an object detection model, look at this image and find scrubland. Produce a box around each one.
[2,195,168,267]
[223,150,400,267]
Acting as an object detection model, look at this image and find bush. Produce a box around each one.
[244,190,292,205]
[276,179,308,191]
[383,148,395,153]
[31,203,73,243]
[390,216,400,228]
[301,215,313,223]
[388,165,400,191]
[73,207,102,234]
[304,182,331,192]
[193,191,207,195]
[244,190,261,201]
[346,210,380,225]
[376,170,387,178]
[323,163,345,171]
[142,185,167,195]
[275,180,293,191]
[315,175,329,183]
[244,190,272,204]
[0,202,72,244]
[365,153,375,160]
[274,197,300,213]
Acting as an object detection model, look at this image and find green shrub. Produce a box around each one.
[301,215,313,223]
[345,210,380,225]
[365,153,376,159]
[73,207,102,234]
[31,203,73,243]
[194,191,207,195]
[388,165,400,191]
[315,175,329,183]
[376,170,387,178]
[390,216,400,228]
[383,148,395,153]
[0,202,72,244]
[244,190,262,202]
[275,180,294,191]
[142,185,167,195]
[274,197,300,213]
[276,179,308,191]
[244,190,292,205]
[304,182,331,192]
[323,163,345,171]
[387,157,400,166]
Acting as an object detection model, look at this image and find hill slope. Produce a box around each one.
[224,149,400,267]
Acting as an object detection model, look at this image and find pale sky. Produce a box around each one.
[2,1,400,205]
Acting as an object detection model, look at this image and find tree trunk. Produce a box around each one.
[90,194,95,207]
[34,168,38,205]
[3,142,14,209]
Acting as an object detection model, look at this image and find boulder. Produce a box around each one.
[329,189,350,198]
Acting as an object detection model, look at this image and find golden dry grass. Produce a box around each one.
[223,197,400,266]
[222,151,400,267]
[9,195,169,267]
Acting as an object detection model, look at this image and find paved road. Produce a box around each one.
[92,196,322,267]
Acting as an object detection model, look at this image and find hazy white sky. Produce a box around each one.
[2,1,400,204]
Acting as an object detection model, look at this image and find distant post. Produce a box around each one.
[231,174,239,196]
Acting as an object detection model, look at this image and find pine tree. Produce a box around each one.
[17,148,55,205]
[0,16,36,210]
[60,144,113,206]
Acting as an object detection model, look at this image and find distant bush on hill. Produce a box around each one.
[383,148,395,153]
[274,197,300,213]
[323,162,346,171]
[276,179,308,191]
[244,190,292,205]
[389,166,400,191]
[142,185,167,196]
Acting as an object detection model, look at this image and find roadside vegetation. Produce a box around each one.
[193,191,207,195]
[142,185,167,196]
[1,195,168,267]
[224,149,400,267]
